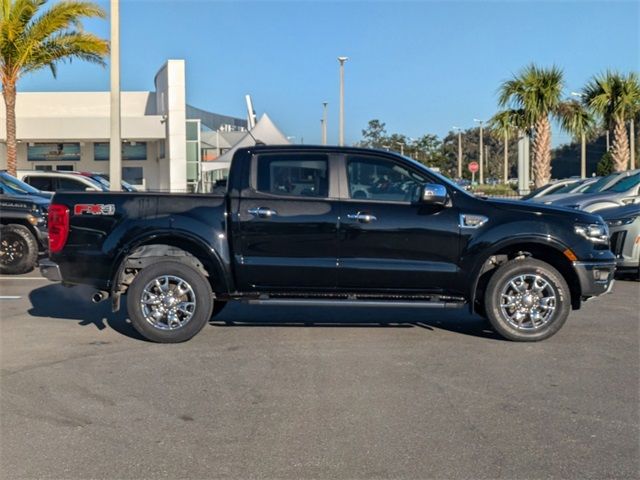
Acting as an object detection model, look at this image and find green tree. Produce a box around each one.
[498,64,564,188]
[596,152,614,176]
[488,109,524,184]
[582,71,640,172]
[0,0,109,176]
[556,99,595,178]
[358,119,387,148]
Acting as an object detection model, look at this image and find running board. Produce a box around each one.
[243,298,465,309]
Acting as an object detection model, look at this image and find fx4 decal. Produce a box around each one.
[74,204,116,216]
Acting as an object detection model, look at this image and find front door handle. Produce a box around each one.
[347,212,377,223]
[248,207,278,218]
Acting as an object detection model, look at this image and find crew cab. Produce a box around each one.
[40,146,616,342]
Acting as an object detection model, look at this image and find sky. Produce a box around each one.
[17,0,640,146]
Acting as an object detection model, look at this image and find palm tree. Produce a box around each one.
[556,99,594,178]
[498,64,564,188]
[582,71,640,172]
[0,0,108,176]
[489,109,525,184]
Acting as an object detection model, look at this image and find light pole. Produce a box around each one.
[630,119,635,170]
[338,56,348,146]
[474,119,484,184]
[322,101,328,145]
[109,0,122,191]
[395,141,404,156]
[453,126,462,178]
[571,92,587,178]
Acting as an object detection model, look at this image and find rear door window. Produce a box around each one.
[255,154,329,198]
[24,176,53,191]
[57,177,89,191]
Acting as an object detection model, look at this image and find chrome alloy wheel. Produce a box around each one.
[140,275,197,330]
[0,234,25,266]
[499,274,557,330]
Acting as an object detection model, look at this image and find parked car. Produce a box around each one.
[550,171,640,212]
[599,204,640,279]
[79,172,139,192]
[41,145,616,344]
[18,171,107,193]
[530,177,600,204]
[0,194,48,274]
[521,177,582,201]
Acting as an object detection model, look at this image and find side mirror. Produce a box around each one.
[420,183,448,206]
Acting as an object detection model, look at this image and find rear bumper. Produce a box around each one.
[39,259,62,282]
[573,260,616,298]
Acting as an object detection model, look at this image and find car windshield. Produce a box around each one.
[604,173,640,193]
[555,180,587,194]
[0,172,41,195]
[582,174,617,193]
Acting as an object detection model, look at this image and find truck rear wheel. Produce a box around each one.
[126,261,214,343]
[484,258,570,342]
[0,224,39,275]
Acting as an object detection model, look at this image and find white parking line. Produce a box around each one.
[0,296,22,299]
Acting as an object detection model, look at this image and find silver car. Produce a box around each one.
[599,204,640,279]
[529,177,600,204]
[550,171,640,212]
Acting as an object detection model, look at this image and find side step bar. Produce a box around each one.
[243,298,465,309]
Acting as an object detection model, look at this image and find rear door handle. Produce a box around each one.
[347,212,377,223]
[247,207,278,218]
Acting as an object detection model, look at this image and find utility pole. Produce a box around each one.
[581,132,587,178]
[606,129,610,152]
[630,119,636,170]
[109,0,122,191]
[322,102,328,145]
[474,119,484,184]
[503,130,509,184]
[453,126,462,178]
[338,57,348,146]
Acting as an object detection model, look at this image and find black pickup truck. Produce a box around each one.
[40,146,616,342]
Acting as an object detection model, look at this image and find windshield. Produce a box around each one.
[0,172,41,195]
[554,180,587,194]
[582,174,617,193]
[604,173,640,193]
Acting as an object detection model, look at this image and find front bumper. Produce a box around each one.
[39,259,62,282]
[573,260,616,298]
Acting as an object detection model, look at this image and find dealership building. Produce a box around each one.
[0,59,289,192]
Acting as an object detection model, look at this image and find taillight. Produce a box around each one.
[48,204,69,253]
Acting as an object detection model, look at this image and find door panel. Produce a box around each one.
[234,152,339,291]
[338,154,460,293]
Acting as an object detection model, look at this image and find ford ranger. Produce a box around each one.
[40,146,616,342]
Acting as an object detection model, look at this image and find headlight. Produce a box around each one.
[574,223,609,244]
[606,216,638,227]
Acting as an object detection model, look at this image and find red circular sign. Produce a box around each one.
[468,161,479,173]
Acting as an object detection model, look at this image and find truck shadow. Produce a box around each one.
[212,303,503,340]
[27,283,147,341]
[27,283,501,341]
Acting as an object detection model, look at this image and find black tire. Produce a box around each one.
[126,261,214,343]
[211,300,228,318]
[0,224,39,275]
[484,258,571,342]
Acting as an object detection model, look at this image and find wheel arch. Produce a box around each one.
[469,239,582,315]
[110,232,232,299]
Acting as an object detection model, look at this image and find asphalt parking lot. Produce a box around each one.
[0,273,638,479]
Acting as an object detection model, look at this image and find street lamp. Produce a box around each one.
[452,126,463,178]
[395,141,405,156]
[338,57,348,146]
[571,91,588,178]
[109,0,122,191]
[322,101,328,145]
[474,119,484,184]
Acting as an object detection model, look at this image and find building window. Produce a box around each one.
[94,142,147,161]
[122,167,144,185]
[27,143,80,161]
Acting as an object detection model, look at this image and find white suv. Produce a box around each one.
[18,171,107,193]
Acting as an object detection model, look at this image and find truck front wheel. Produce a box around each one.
[126,261,214,343]
[484,258,570,342]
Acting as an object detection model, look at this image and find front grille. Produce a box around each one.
[610,231,627,257]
